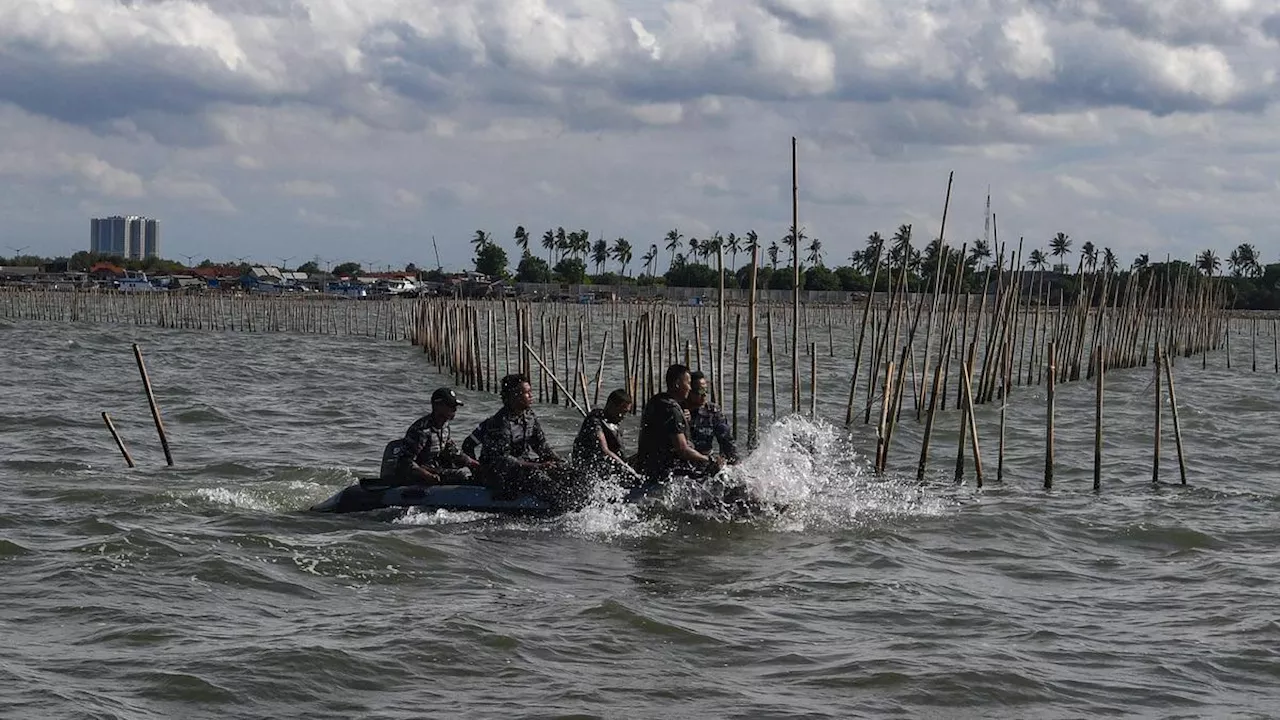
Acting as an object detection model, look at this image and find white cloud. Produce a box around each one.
[277,179,337,198]
[0,0,1277,268]
[57,153,146,198]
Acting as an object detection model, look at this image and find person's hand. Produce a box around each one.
[465,456,480,469]
[682,409,691,423]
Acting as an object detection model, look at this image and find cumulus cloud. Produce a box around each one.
[0,0,1277,266]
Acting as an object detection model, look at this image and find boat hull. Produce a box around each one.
[310,475,783,520]
[310,480,557,517]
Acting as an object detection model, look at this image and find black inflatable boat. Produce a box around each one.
[310,479,559,517]
[311,474,783,520]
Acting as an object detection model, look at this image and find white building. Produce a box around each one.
[90,215,160,260]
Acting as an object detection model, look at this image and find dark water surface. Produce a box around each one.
[2,319,1279,719]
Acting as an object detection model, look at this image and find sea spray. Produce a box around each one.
[723,414,958,532]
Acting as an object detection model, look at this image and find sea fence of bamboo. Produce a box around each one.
[0,288,418,340]
[2,259,1263,488]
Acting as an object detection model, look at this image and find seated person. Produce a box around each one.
[571,389,634,479]
[474,373,585,511]
[380,387,480,486]
[635,364,723,485]
[682,371,740,464]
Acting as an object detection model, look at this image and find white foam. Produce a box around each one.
[192,486,280,513]
[552,415,960,537]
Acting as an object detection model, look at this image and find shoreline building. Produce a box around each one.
[90,216,160,260]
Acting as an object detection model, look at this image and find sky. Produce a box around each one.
[1,0,1278,272]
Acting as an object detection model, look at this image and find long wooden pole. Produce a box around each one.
[101,411,135,468]
[132,343,173,466]
[791,136,801,414]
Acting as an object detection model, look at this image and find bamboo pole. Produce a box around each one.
[132,343,174,466]
[1161,348,1188,485]
[1153,348,1162,484]
[791,136,801,414]
[1044,341,1055,490]
[1094,342,1104,492]
[101,411,135,468]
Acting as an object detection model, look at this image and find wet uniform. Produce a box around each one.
[571,409,624,477]
[687,402,739,463]
[473,407,583,511]
[636,392,697,482]
[380,414,474,485]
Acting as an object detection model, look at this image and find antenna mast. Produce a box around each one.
[431,235,442,271]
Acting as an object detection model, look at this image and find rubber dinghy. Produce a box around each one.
[311,473,781,520]
[310,478,560,517]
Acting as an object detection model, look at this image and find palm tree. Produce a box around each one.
[554,227,568,263]
[664,229,682,271]
[575,230,591,261]
[1234,242,1261,277]
[514,226,530,257]
[590,238,609,274]
[782,225,806,266]
[541,229,556,264]
[1195,249,1220,277]
[857,232,885,274]
[611,237,633,276]
[1102,247,1118,274]
[888,224,914,275]
[1049,232,1072,270]
[688,236,700,263]
[767,242,779,270]
[639,245,656,278]
[727,233,740,271]
[969,238,991,271]
[744,231,760,265]
[1027,249,1049,271]
[471,230,492,254]
[704,232,723,264]
[806,236,824,268]
[647,243,658,277]
[1131,253,1150,273]
[1081,241,1098,272]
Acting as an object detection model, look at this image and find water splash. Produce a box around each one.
[553,414,960,537]
[725,414,958,531]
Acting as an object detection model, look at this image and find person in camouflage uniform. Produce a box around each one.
[379,387,479,486]
[571,388,634,479]
[682,371,740,464]
[468,373,587,512]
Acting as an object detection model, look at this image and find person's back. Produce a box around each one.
[637,390,689,480]
[572,389,633,480]
[572,409,617,466]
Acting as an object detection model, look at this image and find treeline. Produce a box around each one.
[8,229,1278,308]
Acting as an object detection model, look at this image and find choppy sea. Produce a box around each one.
[2,318,1278,719]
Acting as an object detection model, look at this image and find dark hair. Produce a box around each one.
[606,389,632,407]
[689,370,707,387]
[500,373,530,398]
[664,363,690,390]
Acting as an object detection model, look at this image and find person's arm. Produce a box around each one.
[714,410,740,462]
[665,404,716,466]
[398,422,442,483]
[531,418,561,464]
[461,423,483,467]
[596,429,626,465]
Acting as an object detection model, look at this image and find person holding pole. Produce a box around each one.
[571,389,634,479]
